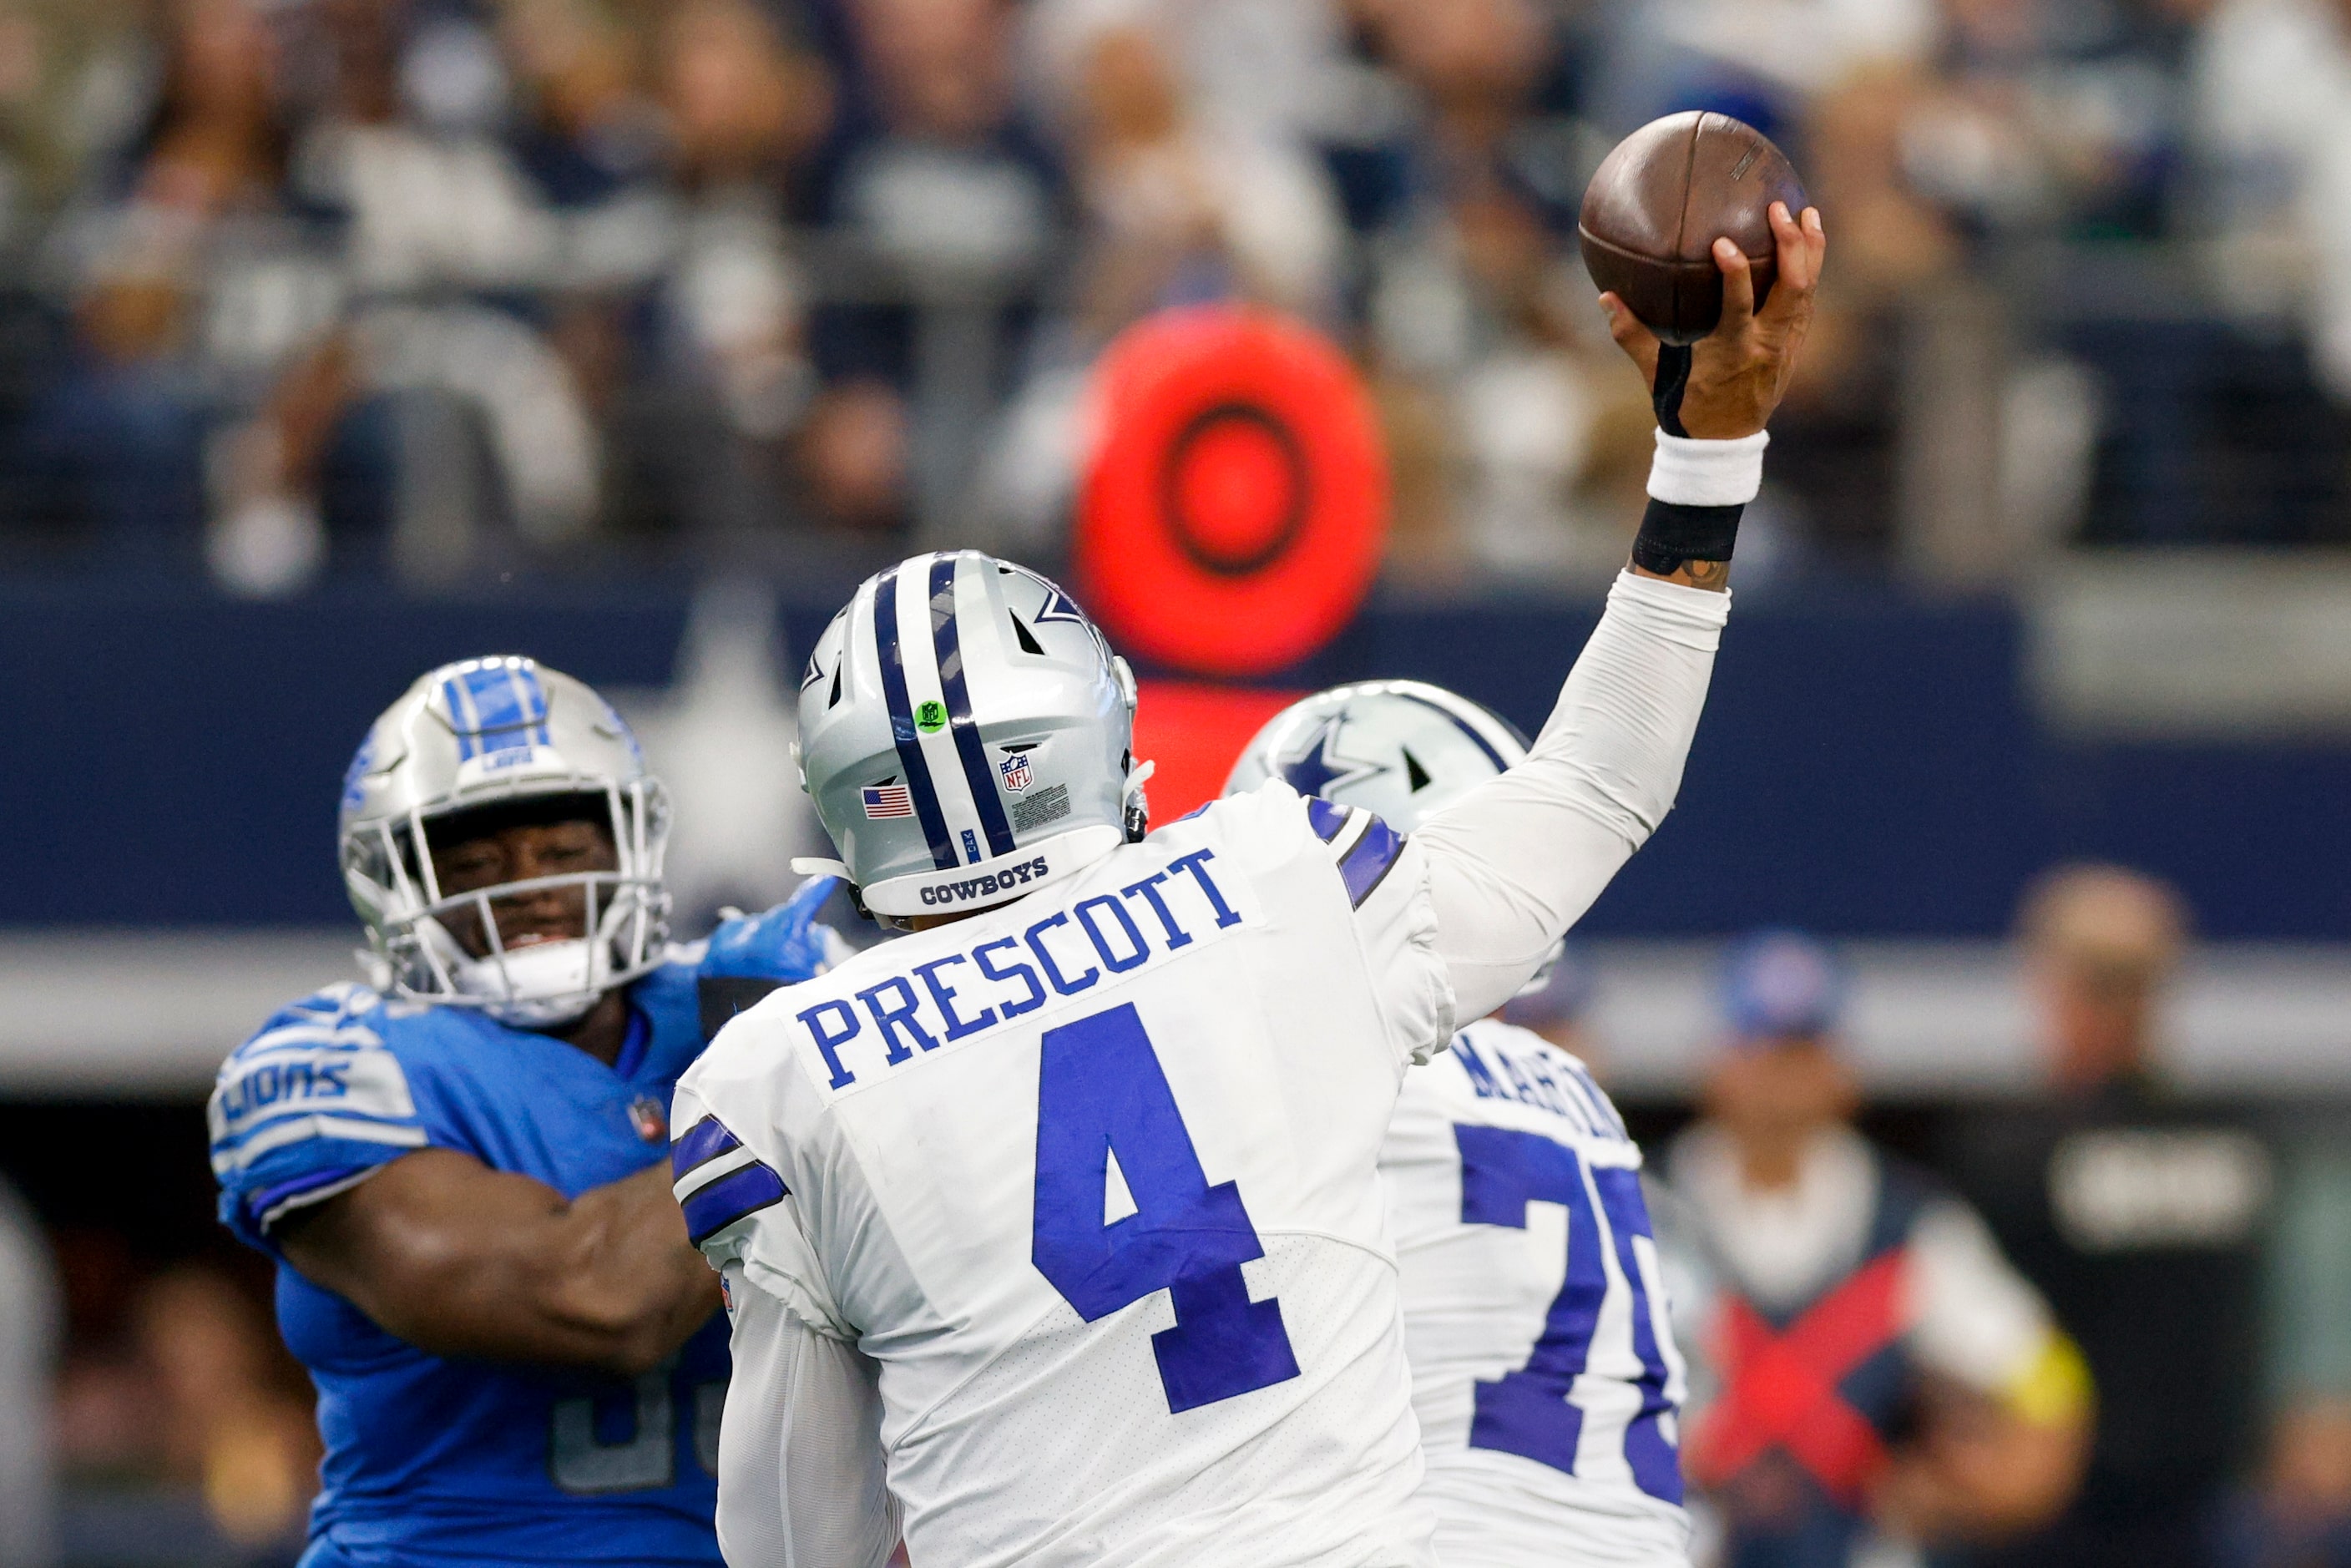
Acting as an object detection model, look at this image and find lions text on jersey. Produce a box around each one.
[673,785,1456,1568]
[1383,1018,1691,1566]
[207,883,841,1567]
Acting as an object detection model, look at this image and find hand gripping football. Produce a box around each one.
[1579,111,1807,345]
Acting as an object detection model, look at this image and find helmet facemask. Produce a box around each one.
[346,780,673,1029]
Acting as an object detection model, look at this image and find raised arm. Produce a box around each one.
[276,1149,721,1377]
[1415,201,1825,1019]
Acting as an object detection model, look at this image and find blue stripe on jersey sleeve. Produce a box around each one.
[1305,797,1349,842]
[1338,815,1407,908]
[669,1115,740,1181]
[215,1128,424,1253]
[680,1161,788,1247]
[244,1165,372,1231]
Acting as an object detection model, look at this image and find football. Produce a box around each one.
[1579,111,1807,345]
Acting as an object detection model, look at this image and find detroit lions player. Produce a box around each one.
[207,655,845,1568]
[674,201,1822,1567]
[1227,683,1692,1567]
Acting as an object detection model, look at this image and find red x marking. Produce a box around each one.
[1684,1248,1908,1505]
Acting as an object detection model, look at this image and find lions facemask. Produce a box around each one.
[340,655,672,1029]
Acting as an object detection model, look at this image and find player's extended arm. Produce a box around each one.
[1413,202,1824,1020]
[714,1264,899,1568]
[276,1148,721,1376]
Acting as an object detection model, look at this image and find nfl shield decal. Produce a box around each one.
[999,752,1034,793]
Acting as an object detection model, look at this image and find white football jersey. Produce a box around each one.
[1382,1019,1692,1567]
[673,784,1458,1568]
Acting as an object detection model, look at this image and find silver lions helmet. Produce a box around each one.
[795,551,1147,920]
[1225,679,1562,991]
[340,655,672,1027]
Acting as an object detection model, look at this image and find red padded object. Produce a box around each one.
[1129,680,1306,823]
[1077,306,1387,679]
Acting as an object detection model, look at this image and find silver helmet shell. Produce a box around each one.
[339,655,672,1027]
[796,551,1145,918]
[1223,678,1529,831]
[1223,679,1562,994]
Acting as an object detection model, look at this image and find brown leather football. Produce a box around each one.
[1579,112,1807,345]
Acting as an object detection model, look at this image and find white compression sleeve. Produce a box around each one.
[1413,571,1730,1020]
[715,1264,900,1568]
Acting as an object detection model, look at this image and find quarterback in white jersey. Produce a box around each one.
[1228,685,1692,1568]
[672,202,1824,1568]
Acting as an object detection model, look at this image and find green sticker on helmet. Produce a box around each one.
[915,700,948,733]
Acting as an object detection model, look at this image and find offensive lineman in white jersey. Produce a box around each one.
[1228,685,1692,1567]
[671,202,1824,1568]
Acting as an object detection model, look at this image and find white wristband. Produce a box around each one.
[1646,429,1768,508]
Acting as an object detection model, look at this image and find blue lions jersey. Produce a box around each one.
[208,879,844,1568]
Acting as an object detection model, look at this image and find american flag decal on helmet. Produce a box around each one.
[862,784,916,819]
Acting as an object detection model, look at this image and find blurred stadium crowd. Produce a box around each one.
[6,0,2351,596]
[4,1,2351,1566]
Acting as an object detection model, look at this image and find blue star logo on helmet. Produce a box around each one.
[1034,585,1086,625]
[1277,716,1386,798]
[1009,565,1087,626]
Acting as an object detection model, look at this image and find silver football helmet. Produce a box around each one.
[1224,679,1561,993]
[1224,679,1530,830]
[794,551,1148,920]
[340,655,672,1027]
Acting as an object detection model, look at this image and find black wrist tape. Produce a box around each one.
[1652,343,1694,438]
[1631,498,1743,576]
